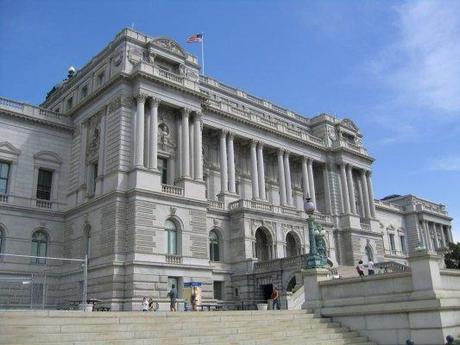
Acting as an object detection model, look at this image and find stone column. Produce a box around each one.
[307,159,316,206]
[97,112,106,177]
[219,130,228,194]
[257,142,266,200]
[346,165,356,214]
[134,94,146,168]
[194,113,203,181]
[149,98,159,170]
[301,157,310,199]
[181,108,191,178]
[322,165,332,214]
[176,117,182,178]
[360,170,371,218]
[340,164,350,214]
[284,151,293,205]
[438,224,446,248]
[366,171,376,218]
[277,149,286,205]
[424,221,433,251]
[189,118,195,179]
[144,105,151,169]
[250,140,259,199]
[227,133,236,193]
[357,179,365,216]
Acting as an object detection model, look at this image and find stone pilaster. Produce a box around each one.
[227,133,235,193]
[219,130,228,193]
[278,149,286,205]
[194,113,203,181]
[250,140,259,199]
[366,171,376,218]
[181,108,191,178]
[134,94,146,168]
[149,98,159,170]
[340,164,350,214]
[257,142,266,200]
[284,151,293,205]
[346,164,356,214]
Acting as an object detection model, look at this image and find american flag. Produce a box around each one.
[187,33,203,43]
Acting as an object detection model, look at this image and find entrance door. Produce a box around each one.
[262,284,273,301]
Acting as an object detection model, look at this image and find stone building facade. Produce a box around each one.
[0,28,454,310]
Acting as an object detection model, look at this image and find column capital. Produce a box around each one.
[134,93,148,103]
[194,111,203,119]
[250,139,258,147]
[182,107,192,117]
[366,170,372,177]
[284,150,290,158]
[151,97,161,107]
[220,129,228,137]
[228,132,234,140]
[257,141,264,149]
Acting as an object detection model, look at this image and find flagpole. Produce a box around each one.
[201,33,205,75]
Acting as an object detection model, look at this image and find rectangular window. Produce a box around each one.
[81,85,88,99]
[97,72,105,86]
[389,234,396,252]
[36,169,53,200]
[66,97,73,110]
[167,230,177,255]
[0,161,11,194]
[213,281,223,300]
[158,158,168,184]
[90,163,98,196]
[400,236,406,253]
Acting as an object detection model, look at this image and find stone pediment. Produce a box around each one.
[0,142,21,156]
[148,37,186,58]
[34,151,63,165]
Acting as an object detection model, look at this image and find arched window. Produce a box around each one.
[209,230,220,262]
[32,230,48,264]
[84,226,91,259]
[0,228,4,254]
[286,231,301,258]
[255,227,272,261]
[165,220,177,255]
[365,244,374,263]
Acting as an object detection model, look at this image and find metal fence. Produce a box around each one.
[0,253,87,310]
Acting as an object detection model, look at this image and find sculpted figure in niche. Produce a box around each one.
[158,122,170,150]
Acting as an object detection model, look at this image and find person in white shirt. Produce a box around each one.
[368,260,375,276]
[142,296,149,312]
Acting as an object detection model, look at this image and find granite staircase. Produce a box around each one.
[0,309,377,345]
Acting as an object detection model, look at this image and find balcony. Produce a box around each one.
[132,62,201,93]
[208,200,224,210]
[161,184,184,196]
[165,255,182,265]
[0,96,73,129]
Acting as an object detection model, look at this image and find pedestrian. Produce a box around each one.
[191,287,197,311]
[142,296,149,312]
[356,260,365,277]
[168,284,177,312]
[368,260,375,276]
[271,286,280,310]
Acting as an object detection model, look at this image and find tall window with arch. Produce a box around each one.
[84,226,91,259]
[209,230,220,262]
[165,219,177,255]
[0,227,4,255]
[32,230,48,264]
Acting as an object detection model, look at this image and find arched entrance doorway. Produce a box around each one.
[255,227,272,261]
[285,231,301,257]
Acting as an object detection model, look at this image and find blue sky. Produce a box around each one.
[1,0,459,240]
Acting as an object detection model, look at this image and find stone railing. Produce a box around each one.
[132,62,200,93]
[161,184,184,196]
[332,139,368,155]
[204,97,324,147]
[0,96,73,128]
[0,194,8,203]
[375,260,410,273]
[229,199,332,223]
[416,202,448,215]
[208,200,224,210]
[165,255,182,265]
[254,254,307,273]
[35,199,53,209]
[374,199,404,212]
[384,249,407,258]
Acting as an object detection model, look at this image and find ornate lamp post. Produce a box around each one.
[304,197,327,269]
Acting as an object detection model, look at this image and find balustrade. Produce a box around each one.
[165,255,183,265]
[0,194,8,203]
[161,184,184,196]
[36,199,52,209]
[208,200,224,209]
